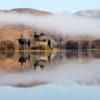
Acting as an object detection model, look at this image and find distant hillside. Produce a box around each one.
[0,8,52,16]
[0,8,100,51]
[0,8,53,49]
[76,9,100,18]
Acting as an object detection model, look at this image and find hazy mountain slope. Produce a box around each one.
[76,9,100,18]
[0,8,52,45]
[0,8,100,46]
[0,8,52,16]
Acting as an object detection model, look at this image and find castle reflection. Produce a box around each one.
[0,50,100,72]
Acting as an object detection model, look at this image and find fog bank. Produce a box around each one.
[0,12,100,37]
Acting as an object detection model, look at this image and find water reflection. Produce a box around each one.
[18,52,55,71]
[0,50,100,72]
[0,50,100,87]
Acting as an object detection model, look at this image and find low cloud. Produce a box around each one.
[0,12,100,37]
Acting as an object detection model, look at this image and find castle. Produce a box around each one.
[18,31,53,50]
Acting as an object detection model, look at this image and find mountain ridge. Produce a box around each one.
[76,9,100,18]
[0,8,52,16]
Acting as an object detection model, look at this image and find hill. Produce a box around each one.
[76,9,100,18]
[0,8,52,16]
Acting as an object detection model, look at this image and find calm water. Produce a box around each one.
[0,50,100,100]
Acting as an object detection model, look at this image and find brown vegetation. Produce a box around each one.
[0,40,15,51]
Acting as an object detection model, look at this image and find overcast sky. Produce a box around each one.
[0,0,100,13]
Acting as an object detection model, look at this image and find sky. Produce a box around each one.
[0,0,100,13]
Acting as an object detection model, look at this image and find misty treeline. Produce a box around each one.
[0,12,100,51]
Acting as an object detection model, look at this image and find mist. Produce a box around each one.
[0,59,100,87]
[0,12,100,37]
